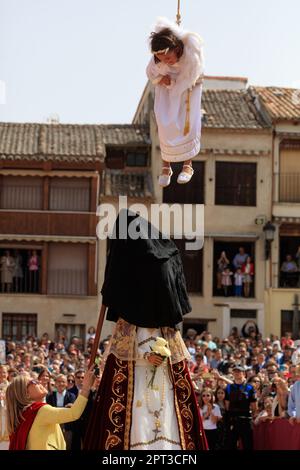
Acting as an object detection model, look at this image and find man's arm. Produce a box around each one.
[288,386,296,419]
[250,401,258,416]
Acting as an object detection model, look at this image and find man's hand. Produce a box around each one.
[159,75,171,86]
[289,416,296,426]
[146,353,164,367]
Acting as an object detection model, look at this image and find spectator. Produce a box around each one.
[210,349,223,370]
[225,365,257,450]
[0,250,15,293]
[46,374,76,450]
[0,365,9,442]
[214,386,227,449]
[216,251,230,290]
[221,267,233,297]
[241,256,254,298]
[66,373,75,390]
[6,367,95,450]
[281,255,298,287]
[288,365,300,424]
[38,367,52,396]
[86,327,96,349]
[241,320,259,340]
[281,332,294,350]
[199,388,222,450]
[234,268,243,297]
[271,377,289,418]
[202,332,217,351]
[233,247,249,270]
[254,397,274,425]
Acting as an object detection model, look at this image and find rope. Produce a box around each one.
[176,0,181,25]
[175,0,191,136]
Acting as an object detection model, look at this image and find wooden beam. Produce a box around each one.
[43,176,49,210]
[41,242,48,295]
[90,176,98,212]
[87,243,97,296]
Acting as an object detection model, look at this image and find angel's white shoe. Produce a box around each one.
[158,167,173,187]
[177,164,194,184]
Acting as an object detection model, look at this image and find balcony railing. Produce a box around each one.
[0,269,41,294]
[279,173,300,203]
[279,271,300,288]
[0,185,43,210]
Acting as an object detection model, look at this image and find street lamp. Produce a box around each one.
[263,221,276,260]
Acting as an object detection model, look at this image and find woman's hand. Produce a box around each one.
[159,75,171,86]
[146,353,164,367]
[80,365,96,398]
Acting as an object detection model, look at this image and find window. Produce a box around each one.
[279,141,300,203]
[2,313,37,341]
[49,178,90,212]
[213,241,255,298]
[163,162,205,204]
[105,149,125,169]
[230,309,257,319]
[47,243,88,295]
[279,236,300,288]
[126,152,147,167]
[0,176,43,210]
[281,310,300,337]
[230,310,257,336]
[173,239,203,293]
[182,319,208,337]
[215,162,256,206]
[0,248,42,294]
[55,323,86,349]
[106,148,148,169]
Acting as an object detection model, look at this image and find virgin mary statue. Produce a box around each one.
[83,210,207,450]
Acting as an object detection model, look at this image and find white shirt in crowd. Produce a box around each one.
[56,389,67,407]
[200,404,222,430]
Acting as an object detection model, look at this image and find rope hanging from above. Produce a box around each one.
[176,0,181,26]
[176,1,191,135]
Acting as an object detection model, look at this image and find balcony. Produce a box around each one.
[0,245,92,296]
[0,249,42,294]
[0,211,96,237]
[279,174,300,203]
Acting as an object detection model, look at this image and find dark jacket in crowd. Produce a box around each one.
[46,390,76,432]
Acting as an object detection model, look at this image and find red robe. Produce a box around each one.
[9,402,46,450]
[83,354,208,450]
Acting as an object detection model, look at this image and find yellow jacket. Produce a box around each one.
[26,394,88,450]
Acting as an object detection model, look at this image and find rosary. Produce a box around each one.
[145,367,166,439]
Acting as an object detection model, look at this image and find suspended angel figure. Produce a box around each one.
[146,17,204,187]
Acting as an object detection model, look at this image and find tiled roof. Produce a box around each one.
[199,148,270,157]
[202,89,271,130]
[101,169,154,199]
[250,87,300,122]
[99,125,150,146]
[0,123,149,162]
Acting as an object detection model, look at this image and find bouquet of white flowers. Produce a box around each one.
[147,337,171,389]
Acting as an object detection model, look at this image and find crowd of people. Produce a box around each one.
[1,321,300,450]
[185,322,300,449]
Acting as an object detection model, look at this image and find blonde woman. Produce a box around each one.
[6,366,95,450]
[0,365,9,443]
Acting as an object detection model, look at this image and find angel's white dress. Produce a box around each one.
[146,18,204,163]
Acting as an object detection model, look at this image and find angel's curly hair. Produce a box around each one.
[150,28,184,63]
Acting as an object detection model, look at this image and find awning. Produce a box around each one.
[0,235,97,244]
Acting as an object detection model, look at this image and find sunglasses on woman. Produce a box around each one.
[202,394,211,398]
[27,380,39,388]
